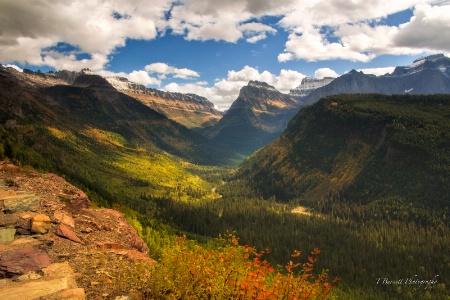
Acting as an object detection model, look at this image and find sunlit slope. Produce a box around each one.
[0,70,238,202]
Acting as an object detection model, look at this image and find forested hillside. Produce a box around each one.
[238,94,450,218]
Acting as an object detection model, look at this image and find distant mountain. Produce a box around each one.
[236,94,450,215]
[1,66,222,130]
[106,76,223,129]
[289,77,335,98]
[302,54,450,106]
[202,81,301,155]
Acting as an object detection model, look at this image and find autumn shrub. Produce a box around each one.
[115,234,338,299]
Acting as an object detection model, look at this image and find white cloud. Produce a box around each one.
[165,65,305,110]
[128,70,162,86]
[97,69,161,86]
[145,63,173,74]
[145,62,200,79]
[394,4,450,52]
[0,0,171,70]
[357,67,396,76]
[167,0,283,43]
[278,29,377,62]
[277,1,448,62]
[1,0,449,72]
[238,22,277,43]
[4,64,23,72]
[173,68,200,79]
[314,68,339,79]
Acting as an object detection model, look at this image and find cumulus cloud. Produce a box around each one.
[165,65,305,110]
[97,69,161,86]
[277,1,448,62]
[314,68,339,79]
[394,4,450,52]
[0,0,171,70]
[357,67,396,76]
[278,29,377,62]
[145,63,200,79]
[167,0,285,43]
[1,0,449,72]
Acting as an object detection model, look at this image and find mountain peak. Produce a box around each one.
[392,53,449,76]
[247,80,276,90]
[72,74,115,90]
[413,53,446,64]
[347,69,362,75]
[289,77,335,98]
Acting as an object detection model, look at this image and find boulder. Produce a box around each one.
[31,214,51,234]
[54,210,75,227]
[0,245,52,278]
[56,224,83,244]
[2,192,40,213]
[0,228,16,243]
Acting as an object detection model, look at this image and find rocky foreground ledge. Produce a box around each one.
[0,161,153,299]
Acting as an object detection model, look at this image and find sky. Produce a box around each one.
[1,0,449,110]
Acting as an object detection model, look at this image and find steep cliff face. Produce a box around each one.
[302,54,450,106]
[289,77,335,98]
[203,81,302,155]
[106,76,223,129]
[0,161,152,299]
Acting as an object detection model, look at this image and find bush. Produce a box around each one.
[113,234,338,299]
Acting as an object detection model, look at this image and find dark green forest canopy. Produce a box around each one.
[235,94,449,215]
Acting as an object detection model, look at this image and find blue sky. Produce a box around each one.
[1,0,449,110]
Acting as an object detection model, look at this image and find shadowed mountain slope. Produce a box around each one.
[236,94,450,217]
[203,81,301,155]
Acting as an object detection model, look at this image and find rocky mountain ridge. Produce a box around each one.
[105,76,223,129]
[106,76,215,107]
[301,54,450,106]
[289,77,335,98]
[0,161,152,299]
[0,65,222,129]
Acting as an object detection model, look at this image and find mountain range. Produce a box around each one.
[1,54,450,300]
[301,54,450,106]
[201,54,450,154]
[0,65,242,208]
[6,54,448,158]
[9,66,223,131]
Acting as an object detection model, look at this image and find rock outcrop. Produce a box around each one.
[0,161,153,299]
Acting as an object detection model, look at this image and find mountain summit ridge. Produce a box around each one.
[301,54,450,106]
